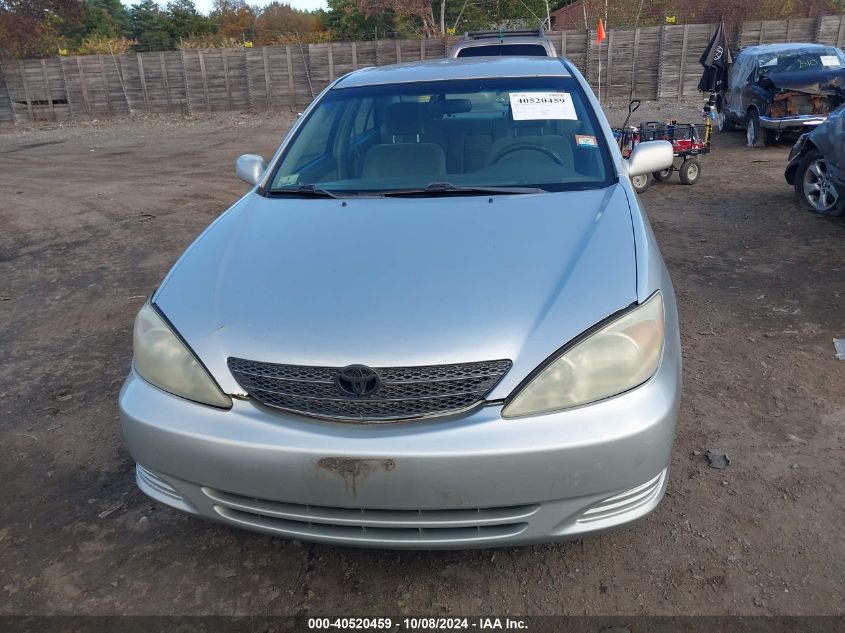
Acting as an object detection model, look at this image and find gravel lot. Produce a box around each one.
[1,103,844,617]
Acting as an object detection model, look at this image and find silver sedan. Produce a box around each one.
[119,56,679,549]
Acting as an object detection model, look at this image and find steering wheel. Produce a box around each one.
[491,143,565,166]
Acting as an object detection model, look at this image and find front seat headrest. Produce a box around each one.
[385,102,427,138]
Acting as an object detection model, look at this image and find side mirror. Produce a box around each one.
[236,154,267,186]
[625,140,674,178]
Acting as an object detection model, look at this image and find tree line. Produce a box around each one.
[0,0,560,58]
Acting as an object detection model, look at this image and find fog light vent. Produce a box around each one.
[577,469,667,524]
[136,465,184,503]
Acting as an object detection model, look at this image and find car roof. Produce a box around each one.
[334,56,571,89]
[738,43,840,57]
[456,37,552,47]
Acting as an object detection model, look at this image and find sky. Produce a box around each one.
[121,0,328,14]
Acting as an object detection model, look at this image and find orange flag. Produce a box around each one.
[596,19,606,44]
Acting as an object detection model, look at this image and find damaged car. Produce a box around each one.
[716,43,845,147]
[785,102,845,216]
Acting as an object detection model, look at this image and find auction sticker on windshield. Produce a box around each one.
[509,92,577,120]
[575,134,598,148]
[820,55,842,67]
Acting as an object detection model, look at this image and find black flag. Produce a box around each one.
[698,20,733,93]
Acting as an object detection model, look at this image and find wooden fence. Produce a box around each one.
[1,15,844,125]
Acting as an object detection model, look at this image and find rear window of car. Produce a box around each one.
[756,47,845,75]
[457,44,549,57]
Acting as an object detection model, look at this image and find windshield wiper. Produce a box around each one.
[269,182,546,198]
[269,184,362,199]
[378,182,548,197]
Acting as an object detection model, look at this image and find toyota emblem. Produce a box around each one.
[335,364,381,397]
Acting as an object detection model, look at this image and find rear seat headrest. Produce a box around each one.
[385,102,426,137]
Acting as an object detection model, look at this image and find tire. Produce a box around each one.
[631,173,650,193]
[794,149,845,216]
[715,97,735,132]
[746,110,777,147]
[746,111,764,147]
[652,168,673,182]
[679,159,701,185]
[717,111,735,132]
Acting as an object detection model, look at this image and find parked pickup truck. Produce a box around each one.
[716,43,845,147]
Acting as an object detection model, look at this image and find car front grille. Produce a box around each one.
[227,357,512,422]
[203,487,536,546]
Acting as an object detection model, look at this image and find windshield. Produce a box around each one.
[268,77,614,195]
[756,47,845,77]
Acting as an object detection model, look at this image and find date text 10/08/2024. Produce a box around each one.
[307,617,529,630]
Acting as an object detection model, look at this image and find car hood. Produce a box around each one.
[766,67,845,97]
[154,185,638,398]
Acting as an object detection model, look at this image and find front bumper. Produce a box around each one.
[119,351,680,549]
[784,135,809,185]
[759,114,827,129]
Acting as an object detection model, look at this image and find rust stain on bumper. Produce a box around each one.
[317,457,396,496]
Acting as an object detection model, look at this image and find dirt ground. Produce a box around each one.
[1,102,844,618]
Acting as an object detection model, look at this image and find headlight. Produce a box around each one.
[133,303,232,408]
[502,292,664,418]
